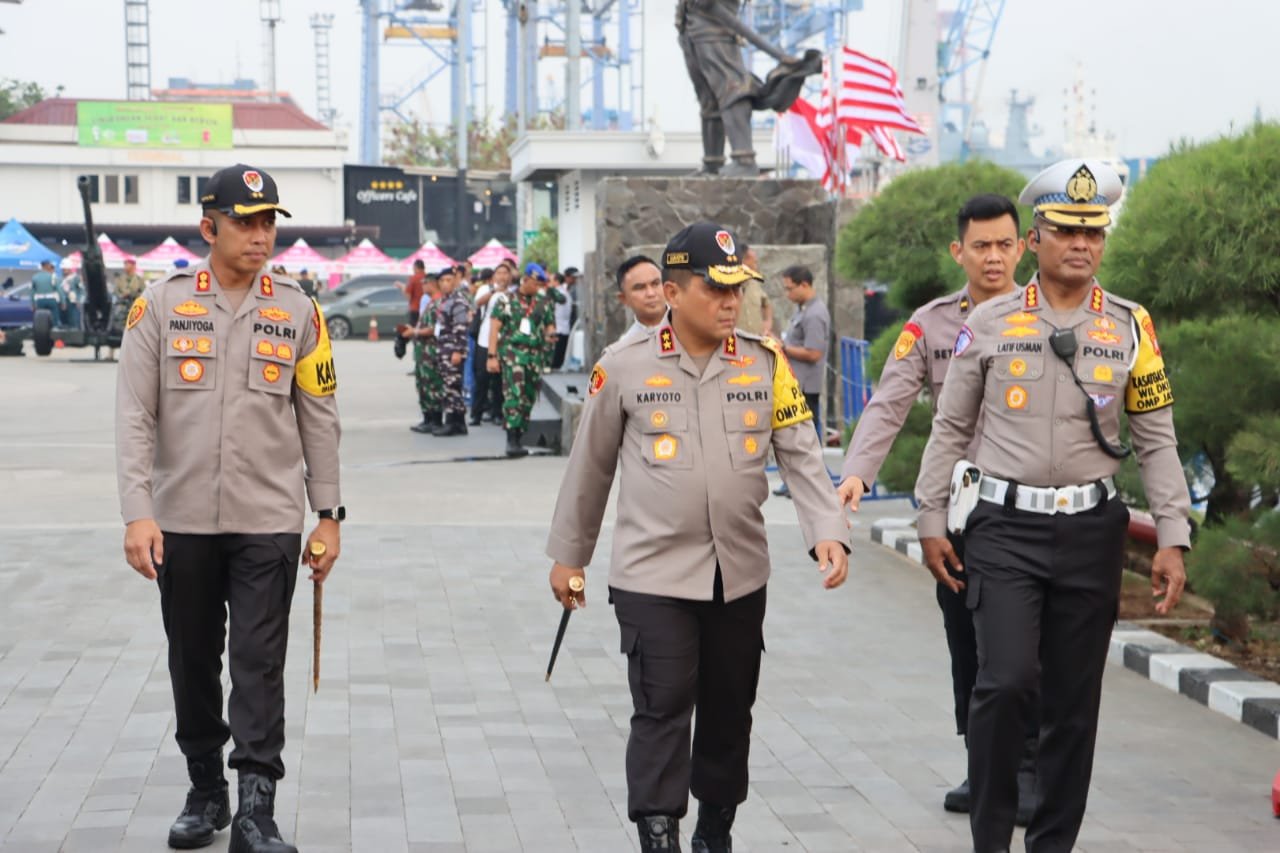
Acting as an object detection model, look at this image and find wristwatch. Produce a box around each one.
[318,506,346,523]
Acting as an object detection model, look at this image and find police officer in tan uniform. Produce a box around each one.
[838,194,1041,819]
[116,164,341,853]
[915,160,1190,853]
[546,222,850,852]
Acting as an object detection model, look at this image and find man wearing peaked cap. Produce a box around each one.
[914,160,1190,852]
[116,164,339,853]
[199,163,293,219]
[545,221,850,852]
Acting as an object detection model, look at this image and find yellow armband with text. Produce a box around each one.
[1124,306,1173,414]
[296,299,338,397]
[762,337,812,428]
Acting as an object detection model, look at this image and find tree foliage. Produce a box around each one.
[835,160,1037,311]
[385,111,566,171]
[522,218,558,272]
[1103,122,1280,633]
[1104,123,1280,320]
[385,114,519,171]
[0,78,51,121]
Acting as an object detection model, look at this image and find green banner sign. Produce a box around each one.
[77,102,233,149]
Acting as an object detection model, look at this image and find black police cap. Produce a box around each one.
[662,222,761,286]
[200,163,292,218]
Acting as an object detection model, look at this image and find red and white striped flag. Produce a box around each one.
[836,48,924,136]
[866,124,906,163]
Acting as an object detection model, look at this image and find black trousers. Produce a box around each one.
[611,573,767,821]
[938,531,979,736]
[157,532,301,780]
[471,345,503,419]
[551,333,569,369]
[963,497,1128,853]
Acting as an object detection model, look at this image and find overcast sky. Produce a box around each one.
[2,0,1275,160]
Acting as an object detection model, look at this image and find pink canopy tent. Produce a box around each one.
[332,238,399,277]
[271,238,331,276]
[401,241,457,272]
[62,232,137,271]
[135,237,202,272]
[467,239,518,268]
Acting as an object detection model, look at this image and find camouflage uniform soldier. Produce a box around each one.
[487,262,556,457]
[432,266,471,436]
[409,273,444,433]
[110,258,147,357]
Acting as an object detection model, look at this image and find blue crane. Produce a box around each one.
[937,0,1007,161]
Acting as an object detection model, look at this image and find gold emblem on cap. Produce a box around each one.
[1066,165,1098,204]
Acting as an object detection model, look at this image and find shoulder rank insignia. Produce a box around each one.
[1088,285,1104,314]
[1024,283,1039,310]
[195,270,211,293]
[659,326,676,354]
[723,335,737,357]
[260,275,274,297]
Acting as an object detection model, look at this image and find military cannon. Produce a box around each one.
[30,175,124,358]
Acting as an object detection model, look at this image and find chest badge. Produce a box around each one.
[743,410,759,428]
[1002,325,1040,338]
[650,410,669,428]
[1087,329,1120,344]
[275,343,293,360]
[174,300,208,317]
[1009,358,1027,377]
[727,373,763,386]
[258,307,292,323]
[1093,365,1113,382]
[262,364,282,383]
[728,355,755,369]
[653,434,678,461]
[743,436,759,455]
[644,374,673,387]
[1005,385,1028,410]
[172,337,195,353]
[179,358,204,383]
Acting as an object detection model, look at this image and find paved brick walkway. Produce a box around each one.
[1,343,1277,851]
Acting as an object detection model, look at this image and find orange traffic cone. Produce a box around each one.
[368,316,380,341]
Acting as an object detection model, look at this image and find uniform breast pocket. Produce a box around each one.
[1078,358,1126,413]
[637,407,693,470]
[248,338,297,396]
[165,333,216,391]
[993,354,1044,416]
[723,404,771,470]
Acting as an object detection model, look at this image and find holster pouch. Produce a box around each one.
[946,459,983,535]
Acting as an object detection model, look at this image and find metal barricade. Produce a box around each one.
[838,335,914,505]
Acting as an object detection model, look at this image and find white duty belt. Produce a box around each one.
[978,475,1116,516]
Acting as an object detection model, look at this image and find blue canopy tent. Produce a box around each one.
[0,218,60,270]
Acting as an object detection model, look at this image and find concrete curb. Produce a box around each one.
[868,518,1280,741]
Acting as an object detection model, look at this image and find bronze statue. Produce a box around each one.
[677,0,822,176]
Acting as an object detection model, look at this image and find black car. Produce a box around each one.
[0,282,33,355]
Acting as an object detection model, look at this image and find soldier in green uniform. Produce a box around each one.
[487,262,557,457]
[110,258,147,357]
[409,272,444,433]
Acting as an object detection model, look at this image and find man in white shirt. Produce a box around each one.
[471,260,514,424]
[551,268,576,368]
[616,255,667,341]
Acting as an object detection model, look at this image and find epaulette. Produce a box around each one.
[611,329,651,353]
[916,286,970,316]
[1103,290,1142,313]
[734,327,765,343]
[155,266,195,287]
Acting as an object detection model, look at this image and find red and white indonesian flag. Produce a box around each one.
[776,97,832,184]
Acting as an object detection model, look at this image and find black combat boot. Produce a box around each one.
[167,750,231,849]
[1014,735,1039,827]
[505,428,528,458]
[637,815,680,852]
[411,410,441,433]
[229,774,296,853]
[432,412,468,436]
[690,802,735,852]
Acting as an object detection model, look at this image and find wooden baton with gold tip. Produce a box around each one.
[309,541,326,692]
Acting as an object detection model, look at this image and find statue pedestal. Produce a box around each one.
[582,175,864,373]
